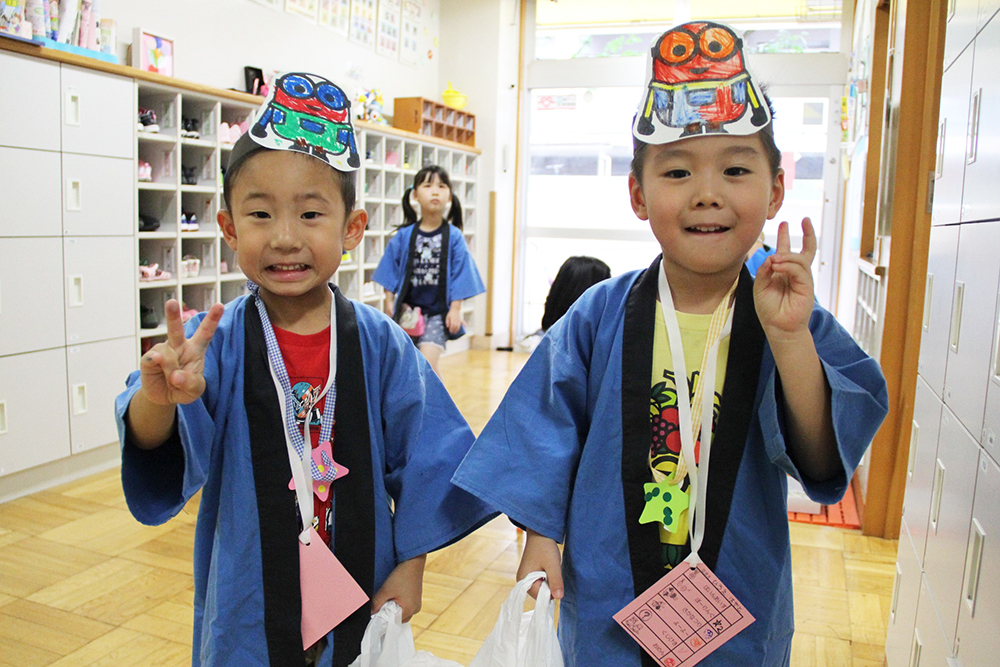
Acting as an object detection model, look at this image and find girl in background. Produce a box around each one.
[373,166,485,374]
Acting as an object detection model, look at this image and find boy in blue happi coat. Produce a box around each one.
[453,22,889,667]
[117,72,494,667]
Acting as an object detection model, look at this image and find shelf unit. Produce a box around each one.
[391,97,476,147]
[134,87,484,355]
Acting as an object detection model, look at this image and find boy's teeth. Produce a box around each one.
[273,264,306,270]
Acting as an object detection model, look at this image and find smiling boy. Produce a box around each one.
[453,23,888,667]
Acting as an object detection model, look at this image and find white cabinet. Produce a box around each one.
[919,225,960,397]
[0,238,66,356]
[66,338,136,454]
[943,0,981,71]
[63,236,136,345]
[961,15,1000,223]
[931,47,972,226]
[923,406,980,652]
[61,153,134,236]
[982,292,1000,463]
[954,452,999,667]
[0,349,71,476]
[0,147,63,237]
[0,51,61,152]
[60,65,133,159]
[943,221,1000,440]
[885,522,923,667]
[903,377,945,563]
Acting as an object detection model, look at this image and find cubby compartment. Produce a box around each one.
[137,88,179,138]
[364,168,384,200]
[180,191,216,235]
[384,170,405,201]
[363,234,384,268]
[138,189,178,235]
[137,141,178,186]
[180,97,218,145]
[421,145,436,168]
[139,237,178,285]
[220,242,240,278]
[180,283,217,315]
[385,138,403,168]
[403,142,421,171]
[181,144,218,190]
[338,268,360,296]
[139,285,176,337]
[181,237,218,282]
[364,133,385,164]
[364,202,383,233]
[384,202,403,230]
[221,279,248,305]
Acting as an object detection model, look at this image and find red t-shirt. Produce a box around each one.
[273,325,335,546]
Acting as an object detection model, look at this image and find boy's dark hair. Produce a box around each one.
[630,91,781,182]
[541,256,612,332]
[401,165,463,230]
[222,135,357,213]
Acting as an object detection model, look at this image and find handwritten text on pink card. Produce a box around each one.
[613,562,754,667]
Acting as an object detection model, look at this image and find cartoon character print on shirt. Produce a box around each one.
[291,379,323,427]
[650,368,722,568]
[412,233,442,287]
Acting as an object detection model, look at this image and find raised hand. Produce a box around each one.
[753,218,817,341]
[139,300,224,406]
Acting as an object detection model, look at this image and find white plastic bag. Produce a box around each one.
[468,571,564,667]
[349,601,464,667]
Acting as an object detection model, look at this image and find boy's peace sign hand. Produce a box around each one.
[139,300,224,406]
[753,218,817,342]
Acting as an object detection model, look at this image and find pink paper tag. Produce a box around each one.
[613,561,755,667]
[299,528,369,650]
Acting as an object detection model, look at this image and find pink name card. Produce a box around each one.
[613,562,754,667]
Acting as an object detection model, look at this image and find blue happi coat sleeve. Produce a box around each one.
[372,226,411,295]
[757,304,889,505]
[446,227,485,303]
[357,304,496,559]
[115,305,239,526]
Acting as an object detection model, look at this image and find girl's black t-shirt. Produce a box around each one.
[407,226,445,314]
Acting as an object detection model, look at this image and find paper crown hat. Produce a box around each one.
[228,72,361,173]
[632,21,772,145]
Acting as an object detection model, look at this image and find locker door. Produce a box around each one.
[955,452,1000,667]
[65,337,135,454]
[0,51,61,151]
[0,146,62,237]
[982,288,1000,464]
[918,225,960,397]
[0,348,70,476]
[911,576,954,666]
[60,65,133,159]
[63,236,136,345]
[0,238,66,356]
[931,48,972,226]
[61,153,134,237]
[943,0,980,70]
[885,523,922,667]
[943,221,1000,440]
[903,377,945,565]
[923,406,980,652]
[963,17,1000,222]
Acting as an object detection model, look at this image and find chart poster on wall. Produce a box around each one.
[286,0,318,21]
[399,0,420,65]
[318,0,350,35]
[250,0,284,10]
[349,0,376,48]
[376,0,400,59]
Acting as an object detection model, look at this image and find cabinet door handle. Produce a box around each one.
[930,458,946,532]
[963,517,985,616]
[993,308,1000,381]
[0,279,3,316]
[0,399,7,435]
[909,628,923,667]
[950,281,965,353]
[68,275,84,307]
[67,179,82,211]
[967,88,981,165]
[923,273,933,331]
[935,119,945,179]
[72,383,87,415]
[890,562,903,622]
[907,420,920,478]
[65,86,81,126]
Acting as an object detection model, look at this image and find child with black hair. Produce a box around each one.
[373,165,485,374]
[454,23,888,667]
[116,73,493,667]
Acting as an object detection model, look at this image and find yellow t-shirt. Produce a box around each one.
[650,301,730,569]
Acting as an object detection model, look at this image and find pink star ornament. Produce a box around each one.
[288,441,349,502]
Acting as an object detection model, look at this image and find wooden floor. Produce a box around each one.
[0,350,896,666]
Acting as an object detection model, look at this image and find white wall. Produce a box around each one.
[101,0,441,102]
[439,0,521,348]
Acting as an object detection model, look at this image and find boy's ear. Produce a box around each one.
[628,173,649,220]
[218,209,238,251]
[342,208,367,251]
[766,169,786,220]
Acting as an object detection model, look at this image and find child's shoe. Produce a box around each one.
[138,215,160,232]
[138,108,160,133]
[181,166,198,186]
[218,122,232,144]
[180,302,200,323]
[180,212,200,232]
[139,260,172,281]
[140,305,160,329]
[181,116,202,139]
[138,160,153,182]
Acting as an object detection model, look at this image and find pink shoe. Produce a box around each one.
[219,122,232,144]
[180,303,199,323]
[138,160,153,182]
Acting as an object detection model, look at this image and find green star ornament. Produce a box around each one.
[639,480,690,533]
